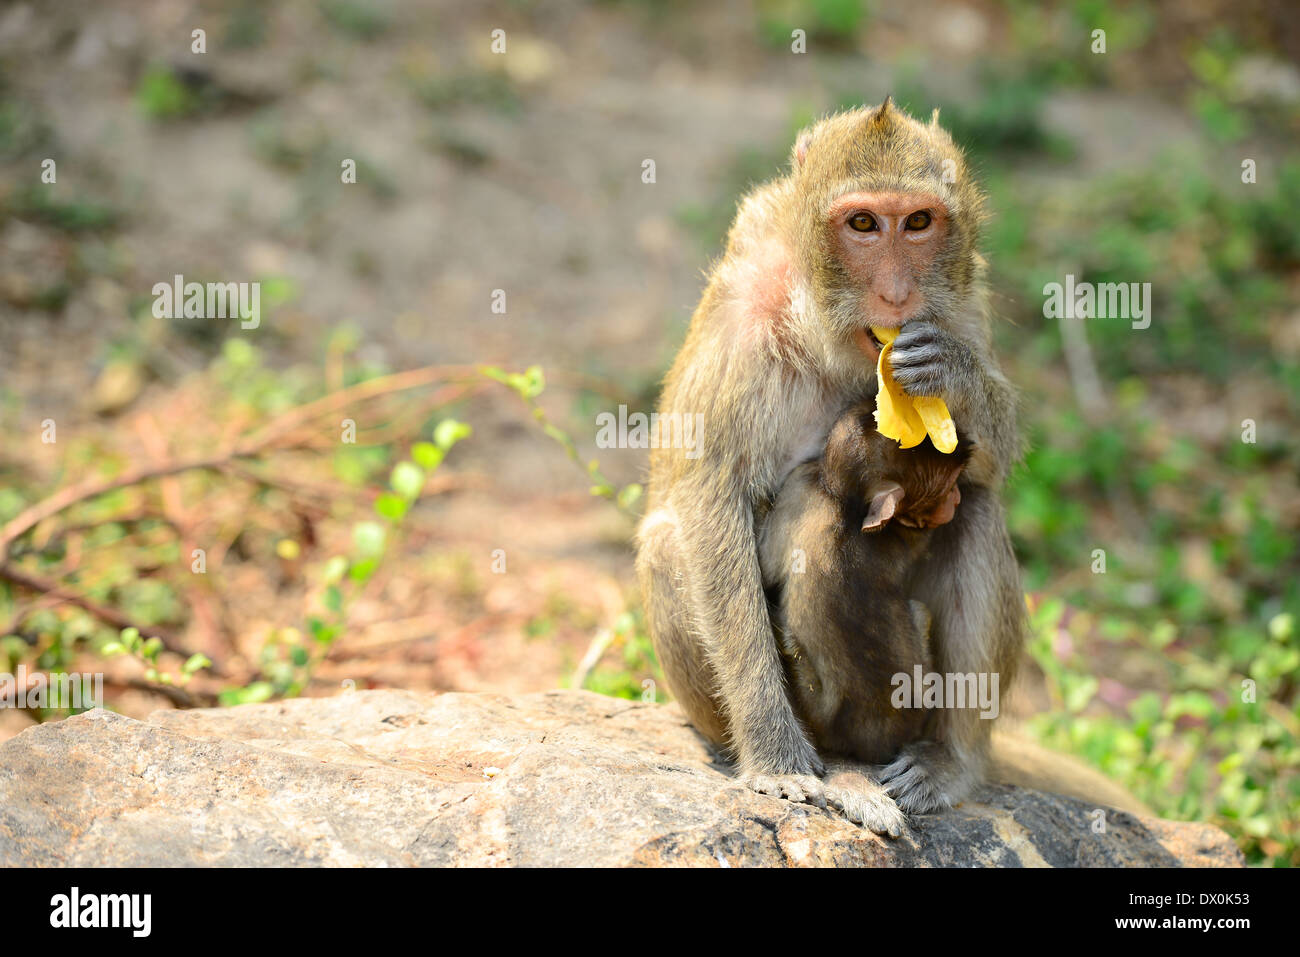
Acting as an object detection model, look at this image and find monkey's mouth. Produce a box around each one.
[853,326,884,362]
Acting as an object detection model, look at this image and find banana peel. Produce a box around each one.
[872,327,958,454]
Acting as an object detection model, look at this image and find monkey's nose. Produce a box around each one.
[879,288,911,307]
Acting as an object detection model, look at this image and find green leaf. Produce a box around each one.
[324,585,344,613]
[349,557,378,583]
[519,365,545,398]
[374,491,408,521]
[479,365,544,400]
[1063,674,1098,713]
[433,419,473,451]
[322,556,349,584]
[390,462,425,500]
[308,617,341,644]
[290,646,309,667]
[411,441,443,470]
[141,637,163,661]
[259,275,298,308]
[616,483,644,510]
[100,642,126,657]
[120,626,141,651]
[219,682,275,706]
[182,653,212,675]
[352,521,386,558]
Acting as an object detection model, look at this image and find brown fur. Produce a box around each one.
[635,100,1024,829]
[759,400,971,764]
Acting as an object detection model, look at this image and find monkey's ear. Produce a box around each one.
[862,482,905,532]
[793,131,813,170]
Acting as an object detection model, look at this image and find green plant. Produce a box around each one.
[480,365,643,515]
[1026,598,1299,865]
[318,0,390,40]
[219,417,472,705]
[135,65,201,121]
[102,627,210,687]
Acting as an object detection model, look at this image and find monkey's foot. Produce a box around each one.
[739,771,827,810]
[823,763,906,837]
[878,741,970,814]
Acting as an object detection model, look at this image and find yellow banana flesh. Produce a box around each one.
[872,326,958,454]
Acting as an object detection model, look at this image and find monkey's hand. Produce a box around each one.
[887,321,978,407]
[878,740,976,814]
[823,763,907,837]
[888,320,1019,486]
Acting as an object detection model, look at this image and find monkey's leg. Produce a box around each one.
[638,506,827,807]
[678,497,830,804]
[879,486,1024,813]
[635,508,729,746]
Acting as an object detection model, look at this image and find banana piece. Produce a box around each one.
[872,327,958,454]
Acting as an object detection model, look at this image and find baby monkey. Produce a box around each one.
[758,400,972,768]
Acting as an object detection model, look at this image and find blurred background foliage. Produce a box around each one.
[0,0,1296,864]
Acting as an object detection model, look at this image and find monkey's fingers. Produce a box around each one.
[741,772,828,810]
[873,326,958,453]
[825,784,907,837]
[879,752,952,815]
[874,339,928,449]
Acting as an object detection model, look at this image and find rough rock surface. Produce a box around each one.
[0,689,1242,867]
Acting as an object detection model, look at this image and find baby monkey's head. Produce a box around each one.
[822,401,972,534]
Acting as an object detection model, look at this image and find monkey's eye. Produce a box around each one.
[847,213,877,232]
[905,211,932,230]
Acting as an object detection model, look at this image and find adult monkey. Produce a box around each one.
[635,99,1024,830]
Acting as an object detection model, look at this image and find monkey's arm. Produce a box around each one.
[887,321,1019,488]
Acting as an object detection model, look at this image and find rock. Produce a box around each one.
[0,689,1242,867]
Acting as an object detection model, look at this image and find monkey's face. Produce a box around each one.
[823,404,972,533]
[860,440,969,533]
[826,190,949,336]
[792,100,985,357]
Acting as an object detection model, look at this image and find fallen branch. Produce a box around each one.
[236,365,478,451]
[0,562,196,662]
[571,627,616,690]
[110,677,219,709]
[0,454,235,558]
[0,371,478,557]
